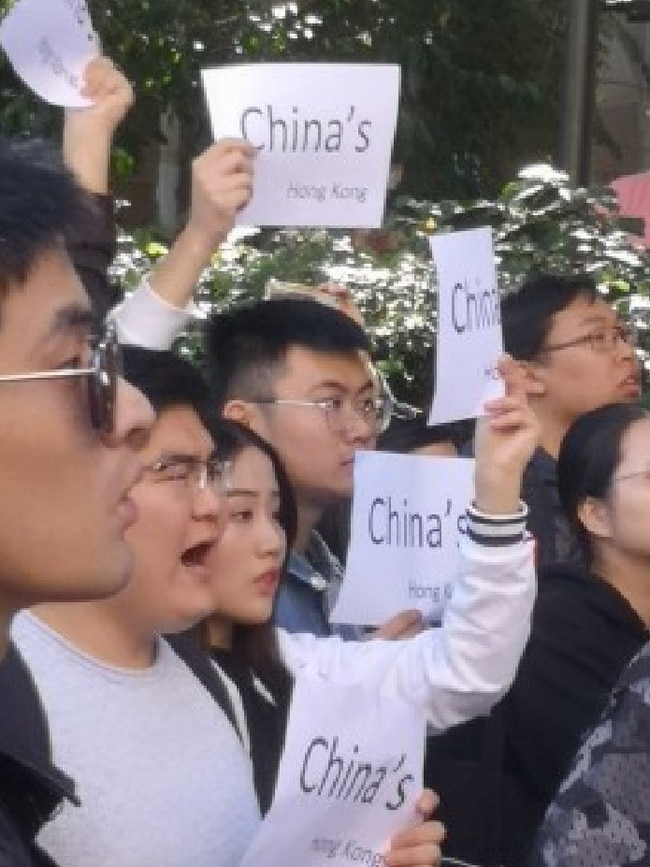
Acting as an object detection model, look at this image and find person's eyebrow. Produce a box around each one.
[307,379,347,393]
[578,314,615,326]
[154,451,205,464]
[356,377,375,394]
[226,488,260,498]
[44,304,96,343]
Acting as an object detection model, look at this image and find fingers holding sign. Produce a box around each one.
[474,355,540,515]
[185,138,257,252]
[145,138,256,311]
[371,609,424,641]
[384,788,445,867]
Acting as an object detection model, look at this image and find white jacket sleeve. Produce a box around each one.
[277,505,535,732]
[110,278,194,349]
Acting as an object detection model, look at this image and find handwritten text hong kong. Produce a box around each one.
[368,497,468,548]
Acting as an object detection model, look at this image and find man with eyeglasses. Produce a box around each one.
[0,140,154,864]
[425,273,645,866]
[10,346,262,867]
[500,273,641,572]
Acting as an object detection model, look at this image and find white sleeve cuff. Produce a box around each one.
[111,276,196,350]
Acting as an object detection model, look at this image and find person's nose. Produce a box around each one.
[103,376,154,449]
[192,479,225,527]
[257,516,286,561]
[617,332,637,362]
[343,405,376,447]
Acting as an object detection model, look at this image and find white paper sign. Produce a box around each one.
[331,451,475,627]
[201,63,401,228]
[240,675,425,867]
[428,227,504,425]
[0,0,97,108]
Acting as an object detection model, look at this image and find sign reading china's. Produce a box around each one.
[0,0,98,108]
[200,63,401,228]
[330,451,475,627]
[428,226,504,426]
[239,676,425,867]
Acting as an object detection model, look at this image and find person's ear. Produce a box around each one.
[222,399,271,439]
[576,496,612,542]
[222,399,255,427]
[519,360,548,397]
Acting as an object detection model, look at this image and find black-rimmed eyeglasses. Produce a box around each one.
[0,320,120,434]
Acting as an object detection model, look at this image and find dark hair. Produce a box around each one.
[0,137,87,300]
[205,297,370,412]
[501,274,599,360]
[203,418,296,708]
[122,345,209,418]
[558,402,649,564]
[378,416,472,454]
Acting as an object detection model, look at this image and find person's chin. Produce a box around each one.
[337,461,356,488]
[54,544,133,602]
[320,482,353,503]
[162,610,210,635]
[93,547,133,598]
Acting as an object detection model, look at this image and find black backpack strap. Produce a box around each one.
[167,634,243,743]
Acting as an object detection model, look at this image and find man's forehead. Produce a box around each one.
[142,405,212,457]
[278,344,373,385]
[550,296,616,328]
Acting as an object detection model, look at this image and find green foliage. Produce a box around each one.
[1,0,567,198]
[112,163,650,406]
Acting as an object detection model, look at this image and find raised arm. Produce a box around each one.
[63,56,133,195]
[114,138,255,347]
[277,356,539,730]
[474,354,539,515]
[62,57,133,319]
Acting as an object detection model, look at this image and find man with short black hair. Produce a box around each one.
[0,138,153,864]
[501,273,641,570]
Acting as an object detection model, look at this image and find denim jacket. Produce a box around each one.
[273,531,362,640]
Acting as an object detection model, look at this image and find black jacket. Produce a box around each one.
[0,644,76,866]
[210,649,290,817]
[425,564,649,866]
[521,447,586,572]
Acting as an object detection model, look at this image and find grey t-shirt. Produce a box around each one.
[12,612,260,867]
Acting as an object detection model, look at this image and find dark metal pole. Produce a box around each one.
[558,0,600,185]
